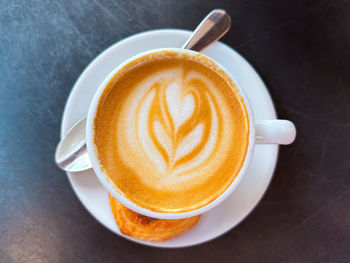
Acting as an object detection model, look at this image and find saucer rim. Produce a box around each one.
[61,29,278,248]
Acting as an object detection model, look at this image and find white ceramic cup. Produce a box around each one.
[86,48,296,220]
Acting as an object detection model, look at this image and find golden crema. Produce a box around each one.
[94,51,249,213]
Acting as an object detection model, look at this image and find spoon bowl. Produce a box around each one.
[55,117,90,172]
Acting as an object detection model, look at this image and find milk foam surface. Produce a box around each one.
[94,51,249,213]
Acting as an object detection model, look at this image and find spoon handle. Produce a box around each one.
[182,9,231,52]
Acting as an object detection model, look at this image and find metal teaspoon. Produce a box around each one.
[55,9,231,172]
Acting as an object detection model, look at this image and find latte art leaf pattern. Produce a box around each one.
[135,73,220,180]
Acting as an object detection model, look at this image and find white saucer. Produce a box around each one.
[61,29,278,248]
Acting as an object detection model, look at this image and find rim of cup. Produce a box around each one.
[86,48,256,219]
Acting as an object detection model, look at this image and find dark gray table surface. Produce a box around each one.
[1,0,349,262]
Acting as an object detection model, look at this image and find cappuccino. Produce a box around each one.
[94,50,249,213]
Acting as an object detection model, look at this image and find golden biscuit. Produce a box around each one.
[109,194,200,241]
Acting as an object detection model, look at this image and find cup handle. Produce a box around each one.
[255,120,296,145]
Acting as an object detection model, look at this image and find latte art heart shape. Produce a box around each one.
[93,51,249,213]
[165,82,195,130]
